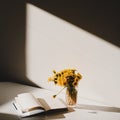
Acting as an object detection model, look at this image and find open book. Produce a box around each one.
[13,93,67,117]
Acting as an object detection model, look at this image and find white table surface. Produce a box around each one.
[0,82,120,120]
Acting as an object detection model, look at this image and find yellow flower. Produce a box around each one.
[48,69,82,87]
[48,68,82,98]
[73,81,78,86]
[76,73,82,79]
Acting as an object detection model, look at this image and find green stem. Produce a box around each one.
[53,86,66,98]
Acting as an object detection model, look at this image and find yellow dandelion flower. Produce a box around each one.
[63,82,67,86]
[57,77,62,86]
[73,82,78,86]
[74,77,79,82]
[48,69,82,89]
[77,73,82,79]
[48,69,82,98]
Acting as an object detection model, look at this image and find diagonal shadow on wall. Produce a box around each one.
[28,0,120,47]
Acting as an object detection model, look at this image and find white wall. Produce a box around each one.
[26,4,120,107]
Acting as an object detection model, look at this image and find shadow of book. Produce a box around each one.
[21,108,68,120]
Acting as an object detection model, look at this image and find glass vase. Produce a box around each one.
[66,87,77,106]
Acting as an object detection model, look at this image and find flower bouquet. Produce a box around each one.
[48,69,82,106]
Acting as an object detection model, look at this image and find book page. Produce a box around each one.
[15,93,44,112]
[38,96,67,111]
